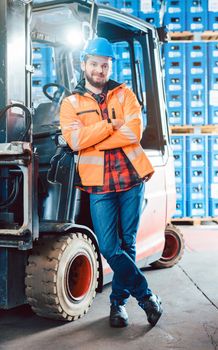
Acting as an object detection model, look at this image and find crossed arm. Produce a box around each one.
[60,90,142,151]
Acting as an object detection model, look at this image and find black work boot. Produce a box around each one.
[109,303,129,328]
[139,294,163,327]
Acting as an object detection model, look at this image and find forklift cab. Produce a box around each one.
[0,0,182,321]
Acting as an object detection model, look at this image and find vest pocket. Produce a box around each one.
[76,109,100,116]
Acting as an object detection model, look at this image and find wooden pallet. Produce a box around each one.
[168,31,195,41]
[169,30,218,42]
[201,31,218,41]
[171,217,218,226]
[170,125,218,134]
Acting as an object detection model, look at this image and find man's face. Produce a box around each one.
[81,55,112,89]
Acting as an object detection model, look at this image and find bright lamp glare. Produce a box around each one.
[66,29,83,47]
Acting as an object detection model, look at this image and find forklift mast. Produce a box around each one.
[0,0,31,127]
[0,0,37,309]
[0,0,38,248]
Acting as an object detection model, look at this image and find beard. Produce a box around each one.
[85,71,108,89]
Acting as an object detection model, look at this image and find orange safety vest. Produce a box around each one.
[60,82,154,186]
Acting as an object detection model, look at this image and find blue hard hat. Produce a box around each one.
[80,37,116,62]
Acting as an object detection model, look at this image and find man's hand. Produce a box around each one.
[111,119,124,130]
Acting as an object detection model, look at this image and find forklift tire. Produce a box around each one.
[150,224,185,269]
[25,232,99,321]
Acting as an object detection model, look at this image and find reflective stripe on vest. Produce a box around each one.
[68,95,79,108]
[119,125,137,143]
[72,129,80,150]
[79,155,104,166]
[125,113,139,122]
[126,145,144,162]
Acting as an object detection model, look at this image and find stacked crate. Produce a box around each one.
[96,0,162,27]
[32,44,56,105]
[186,0,208,32]
[111,41,145,91]
[95,0,116,6]
[186,42,208,125]
[208,42,218,124]
[96,0,218,31]
[166,43,185,216]
[32,44,54,89]
[208,1,218,30]
[167,43,211,218]
[96,0,138,16]
[186,135,208,217]
[170,136,186,218]
[164,43,186,125]
[112,42,132,88]
[208,136,218,216]
[138,0,162,27]
[170,133,210,218]
[163,0,186,32]
[116,43,131,85]
[207,44,218,216]
[164,0,218,219]
[163,0,218,32]
[116,0,138,16]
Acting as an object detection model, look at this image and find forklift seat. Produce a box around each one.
[33,102,60,135]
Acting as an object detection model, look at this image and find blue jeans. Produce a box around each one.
[90,183,152,305]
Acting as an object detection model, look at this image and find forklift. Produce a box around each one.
[0,0,184,321]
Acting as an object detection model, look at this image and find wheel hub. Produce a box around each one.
[162,233,180,261]
[66,254,92,301]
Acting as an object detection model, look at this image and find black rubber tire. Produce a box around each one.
[25,232,99,321]
[151,224,185,269]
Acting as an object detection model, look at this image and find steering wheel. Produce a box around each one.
[42,83,71,102]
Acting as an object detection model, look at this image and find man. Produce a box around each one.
[60,37,163,328]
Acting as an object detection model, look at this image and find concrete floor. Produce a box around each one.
[0,225,218,350]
